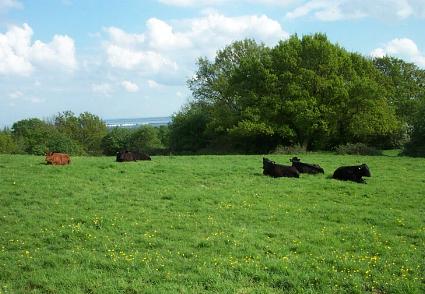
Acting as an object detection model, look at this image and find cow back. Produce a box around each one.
[332,164,371,183]
[116,150,151,162]
[263,158,299,178]
[46,152,70,165]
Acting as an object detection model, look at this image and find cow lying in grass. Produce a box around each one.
[290,157,324,174]
[45,152,71,165]
[116,150,151,162]
[263,158,299,178]
[332,164,371,183]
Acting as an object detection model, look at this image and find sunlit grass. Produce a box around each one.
[0,153,424,293]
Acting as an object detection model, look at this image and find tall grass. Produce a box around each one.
[0,154,424,293]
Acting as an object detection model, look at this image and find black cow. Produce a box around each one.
[263,157,299,178]
[290,157,324,174]
[332,164,371,183]
[116,150,151,162]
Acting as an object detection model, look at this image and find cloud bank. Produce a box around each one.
[285,0,425,21]
[157,0,425,21]
[102,12,288,83]
[121,80,139,93]
[371,38,425,67]
[0,0,22,12]
[0,23,77,76]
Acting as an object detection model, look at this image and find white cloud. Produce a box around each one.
[92,83,112,96]
[0,0,22,11]
[105,44,178,72]
[371,38,425,68]
[286,0,425,21]
[185,13,288,48]
[31,35,77,70]
[104,27,144,48]
[121,80,139,92]
[9,90,23,99]
[370,48,385,58]
[28,96,44,104]
[146,18,192,50]
[7,90,44,104]
[102,12,287,85]
[0,24,33,75]
[158,0,424,19]
[0,23,77,76]
[147,79,161,88]
[104,26,178,72]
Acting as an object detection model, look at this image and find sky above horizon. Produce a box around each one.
[1,0,424,127]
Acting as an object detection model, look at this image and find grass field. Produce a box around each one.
[0,153,424,293]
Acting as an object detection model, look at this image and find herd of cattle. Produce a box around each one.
[263,157,371,183]
[45,151,371,184]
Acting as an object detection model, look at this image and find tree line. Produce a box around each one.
[0,111,169,156]
[170,34,425,156]
[0,33,424,156]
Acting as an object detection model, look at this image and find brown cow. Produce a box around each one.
[45,152,71,165]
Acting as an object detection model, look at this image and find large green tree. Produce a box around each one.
[169,103,211,153]
[373,56,425,124]
[0,132,18,154]
[187,39,284,152]
[403,98,425,156]
[54,111,107,154]
[178,34,402,153]
[128,125,163,153]
[11,118,81,155]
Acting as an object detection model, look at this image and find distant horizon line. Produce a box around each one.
[1,115,173,129]
[104,116,172,128]
[103,115,172,121]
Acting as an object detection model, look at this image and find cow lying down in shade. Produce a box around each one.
[263,157,299,178]
[332,164,371,183]
[290,157,324,174]
[116,150,151,162]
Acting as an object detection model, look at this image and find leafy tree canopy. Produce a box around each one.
[177,34,404,153]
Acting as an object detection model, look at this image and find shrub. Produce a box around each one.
[101,128,134,155]
[168,105,210,153]
[12,118,57,155]
[128,125,163,153]
[11,118,84,155]
[47,132,85,155]
[0,132,19,154]
[402,99,425,157]
[55,111,107,155]
[334,143,382,156]
[273,144,306,155]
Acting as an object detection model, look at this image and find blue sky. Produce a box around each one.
[1,0,424,127]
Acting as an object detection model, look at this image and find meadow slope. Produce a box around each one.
[0,154,424,293]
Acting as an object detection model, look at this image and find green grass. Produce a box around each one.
[0,153,424,293]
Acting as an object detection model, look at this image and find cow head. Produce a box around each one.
[263,157,274,173]
[116,151,124,162]
[290,157,301,162]
[359,164,371,177]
